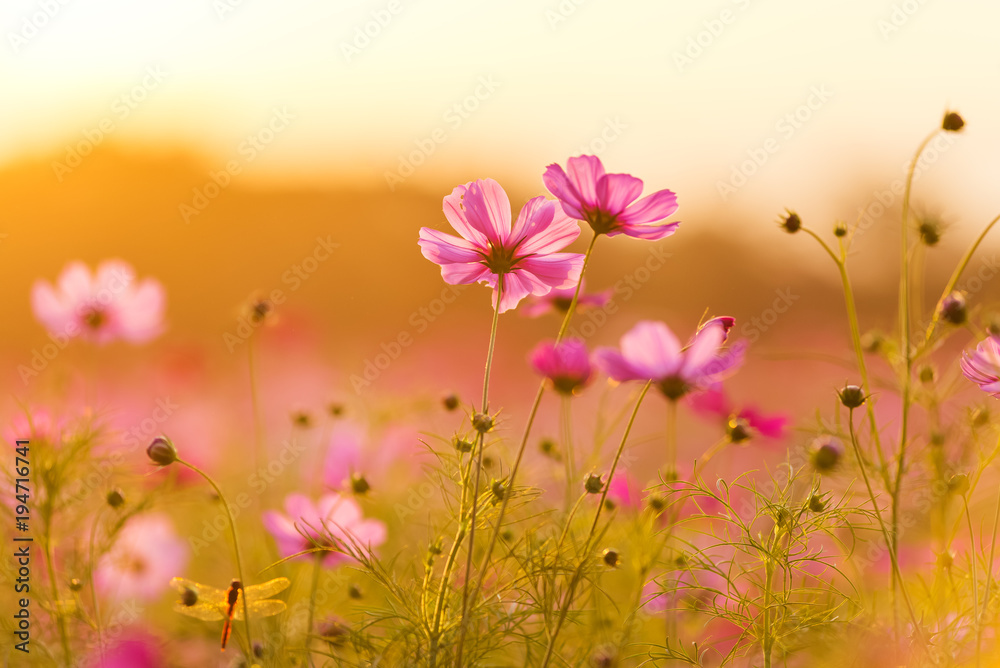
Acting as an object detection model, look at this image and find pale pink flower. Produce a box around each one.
[687,387,789,439]
[31,260,165,344]
[263,493,387,567]
[321,421,422,490]
[961,334,1000,396]
[521,280,611,318]
[594,318,743,400]
[544,155,679,239]
[95,514,188,602]
[529,338,593,395]
[418,178,584,313]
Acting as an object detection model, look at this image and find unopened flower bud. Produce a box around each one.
[320,619,350,647]
[490,479,506,502]
[291,410,312,428]
[348,583,363,599]
[328,403,344,417]
[949,473,970,496]
[811,436,843,473]
[350,473,370,495]
[726,416,751,444]
[472,412,494,434]
[585,473,604,494]
[918,364,936,385]
[147,436,177,466]
[808,494,826,513]
[253,642,265,658]
[779,210,801,234]
[971,406,991,428]
[601,548,620,568]
[834,220,848,238]
[69,578,83,592]
[838,384,866,409]
[861,330,885,354]
[987,314,1000,338]
[590,646,616,668]
[942,111,965,132]
[106,488,125,509]
[539,438,559,459]
[918,219,942,247]
[937,551,955,569]
[648,495,666,512]
[940,291,967,325]
[442,394,459,411]
[453,436,474,453]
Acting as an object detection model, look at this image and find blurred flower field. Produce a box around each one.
[6,111,1000,668]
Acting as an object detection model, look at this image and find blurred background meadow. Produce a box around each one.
[3,1,1000,666]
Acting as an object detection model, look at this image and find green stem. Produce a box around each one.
[562,394,575,514]
[976,480,1000,666]
[306,553,323,668]
[666,399,678,479]
[88,508,106,664]
[454,278,503,665]
[466,233,601,627]
[846,412,926,648]
[763,548,775,668]
[43,531,72,666]
[540,380,652,668]
[177,458,253,658]
[963,496,980,668]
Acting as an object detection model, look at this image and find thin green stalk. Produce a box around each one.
[88,508,106,664]
[963,495,980,668]
[466,233,601,627]
[562,395,575,513]
[306,553,323,668]
[43,530,72,666]
[976,481,1000,666]
[177,458,253,658]
[665,399,678,479]
[540,380,652,668]
[763,550,775,668]
[846,412,926,649]
[454,278,503,665]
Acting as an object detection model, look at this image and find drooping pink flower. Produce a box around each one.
[961,334,1000,396]
[521,280,611,318]
[418,178,584,313]
[594,318,743,400]
[529,338,593,395]
[94,514,188,602]
[31,260,165,345]
[262,493,387,568]
[687,387,789,439]
[543,155,679,240]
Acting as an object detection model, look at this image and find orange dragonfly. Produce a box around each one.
[170,576,290,650]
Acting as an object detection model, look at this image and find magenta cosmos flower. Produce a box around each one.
[594,318,743,400]
[31,260,165,344]
[418,178,584,313]
[687,387,789,439]
[529,338,593,395]
[543,155,679,240]
[95,514,189,602]
[521,279,612,318]
[263,493,387,567]
[962,334,1000,396]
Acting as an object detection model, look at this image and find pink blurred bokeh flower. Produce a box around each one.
[321,421,422,490]
[95,513,188,602]
[543,155,679,240]
[263,493,387,567]
[85,627,163,668]
[687,387,789,439]
[418,178,584,313]
[529,338,593,395]
[594,318,743,400]
[31,260,165,344]
[961,334,1000,395]
[521,280,611,318]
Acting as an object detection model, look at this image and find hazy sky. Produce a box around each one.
[4,0,999,226]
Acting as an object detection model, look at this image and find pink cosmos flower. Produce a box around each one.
[961,334,1000,396]
[607,473,642,510]
[418,178,584,313]
[687,387,789,439]
[95,514,188,602]
[85,627,162,668]
[543,155,679,239]
[529,338,593,395]
[594,318,743,400]
[521,280,611,318]
[320,422,422,490]
[263,493,387,567]
[31,260,165,345]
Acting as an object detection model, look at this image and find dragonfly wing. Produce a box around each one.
[173,600,225,621]
[233,599,287,621]
[243,577,291,602]
[170,577,227,602]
